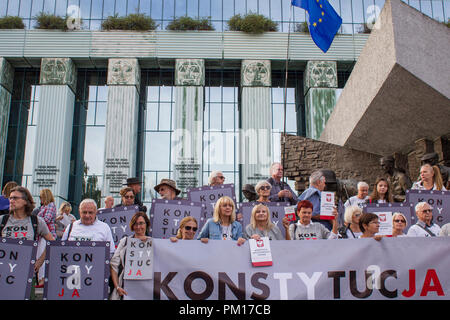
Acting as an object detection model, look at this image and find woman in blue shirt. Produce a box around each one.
[197,196,246,245]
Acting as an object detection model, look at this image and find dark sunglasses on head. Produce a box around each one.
[184,226,198,232]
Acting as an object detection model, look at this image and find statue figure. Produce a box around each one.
[380,156,412,202]
[242,184,257,202]
[318,169,358,203]
[420,152,450,190]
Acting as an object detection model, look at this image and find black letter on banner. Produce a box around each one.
[153,272,178,300]
[380,270,397,298]
[250,273,270,300]
[328,271,346,299]
[349,271,372,299]
[218,272,245,300]
[184,271,214,300]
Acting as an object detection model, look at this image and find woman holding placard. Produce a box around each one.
[359,213,383,241]
[243,204,290,240]
[110,211,151,300]
[367,178,393,204]
[412,163,447,191]
[197,196,246,245]
[170,216,199,242]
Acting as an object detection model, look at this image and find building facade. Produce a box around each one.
[0,0,448,210]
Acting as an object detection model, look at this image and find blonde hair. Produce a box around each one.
[213,196,236,224]
[59,201,72,214]
[250,204,274,230]
[392,212,408,227]
[421,164,444,191]
[2,181,18,197]
[176,216,198,239]
[40,188,55,206]
[344,205,362,224]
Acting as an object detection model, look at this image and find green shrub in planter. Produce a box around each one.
[101,14,156,31]
[35,12,69,30]
[166,16,214,31]
[295,21,309,34]
[0,16,25,29]
[227,13,278,34]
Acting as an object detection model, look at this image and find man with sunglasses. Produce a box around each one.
[406,202,441,237]
[208,171,226,187]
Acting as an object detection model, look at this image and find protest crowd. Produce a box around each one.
[0,160,449,300]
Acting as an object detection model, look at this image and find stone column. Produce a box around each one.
[103,58,140,197]
[304,61,338,139]
[172,59,204,194]
[32,58,77,204]
[0,58,14,185]
[240,60,272,186]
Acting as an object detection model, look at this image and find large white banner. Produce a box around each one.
[124,237,450,300]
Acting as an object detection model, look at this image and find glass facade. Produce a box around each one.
[1,0,448,33]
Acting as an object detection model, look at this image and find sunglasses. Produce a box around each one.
[421,209,433,213]
[184,226,198,232]
[394,219,406,223]
[124,195,135,199]
[217,176,225,180]
[259,186,271,190]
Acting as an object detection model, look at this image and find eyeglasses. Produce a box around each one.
[217,176,225,180]
[184,226,198,232]
[9,196,25,201]
[394,219,406,223]
[124,195,135,199]
[421,209,432,213]
[259,186,271,190]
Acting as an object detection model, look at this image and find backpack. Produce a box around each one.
[0,214,39,241]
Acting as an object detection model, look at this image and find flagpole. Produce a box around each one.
[282,4,294,187]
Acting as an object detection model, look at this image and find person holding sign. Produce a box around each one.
[338,205,363,239]
[406,202,441,237]
[391,212,408,237]
[110,211,151,299]
[289,200,339,240]
[170,216,199,242]
[243,204,290,240]
[367,177,393,204]
[412,164,447,191]
[359,213,383,241]
[197,196,246,245]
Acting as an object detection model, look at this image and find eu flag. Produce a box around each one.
[291,0,342,53]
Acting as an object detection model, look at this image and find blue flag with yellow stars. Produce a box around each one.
[291,0,342,53]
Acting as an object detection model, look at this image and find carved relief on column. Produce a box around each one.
[0,58,14,93]
[304,60,337,92]
[40,58,77,92]
[175,59,205,86]
[241,60,271,87]
[107,58,140,87]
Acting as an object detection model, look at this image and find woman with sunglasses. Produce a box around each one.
[255,181,272,203]
[243,204,289,240]
[170,216,199,242]
[197,196,246,245]
[115,187,136,208]
[359,213,383,241]
[391,212,408,237]
[110,211,151,300]
[338,205,363,239]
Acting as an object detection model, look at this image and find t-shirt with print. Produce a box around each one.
[221,225,232,240]
[1,215,50,240]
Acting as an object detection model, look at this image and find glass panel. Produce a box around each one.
[97,85,108,101]
[187,0,199,17]
[88,85,97,101]
[7,0,20,15]
[95,102,107,125]
[31,0,44,17]
[86,102,96,125]
[340,0,353,23]
[211,0,222,20]
[420,0,432,17]
[432,0,444,21]
[55,0,68,16]
[84,127,105,175]
[158,102,172,131]
[151,0,163,20]
[235,0,246,15]
[159,86,172,102]
[208,103,222,130]
[128,0,140,14]
[0,0,7,16]
[223,0,233,20]
[43,0,56,14]
[147,86,159,102]
[281,0,290,22]
[353,0,364,23]
[208,87,221,102]
[445,0,450,22]
[89,19,101,30]
[115,0,127,16]
[247,0,258,13]
[91,0,103,19]
[175,0,187,17]
[103,0,115,17]
[222,103,235,131]
[341,23,353,34]
[199,0,210,18]
[259,0,270,16]
[139,0,151,15]
[163,0,175,19]
[146,103,159,131]
[19,0,33,18]
[329,0,341,16]
[270,0,281,21]
[145,132,171,171]
[22,127,36,178]
[222,87,235,103]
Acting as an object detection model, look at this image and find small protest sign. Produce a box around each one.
[320,191,335,220]
[124,237,153,280]
[97,205,139,246]
[406,189,450,226]
[363,202,415,233]
[238,202,290,238]
[249,237,273,267]
[43,241,110,300]
[0,238,38,300]
[149,199,205,239]
[187,183,236,228]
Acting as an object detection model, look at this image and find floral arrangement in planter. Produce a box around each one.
[227,12,278,34]
[0,16,25,29]
[101,13,156,31]
[166,16,214,31]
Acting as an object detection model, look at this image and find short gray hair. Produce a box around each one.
[309,170,325,186]
[270,162,282,175]
[208,170,222,185]
[357,181,369,189]
[415,201,432,213]
[344,205,362,224]
[79,198,98,211]
[255,180,272,194]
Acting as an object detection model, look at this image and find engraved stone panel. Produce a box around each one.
[175,59,205,86]
[241,60,271,87]
[39,58,77,92]
[107,58,140,87]
[0,58,14,93]
[304,61,337,92]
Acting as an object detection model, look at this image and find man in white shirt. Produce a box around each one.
[62,198,115,256]
[344,181,369,209]
[407,202,441,237]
